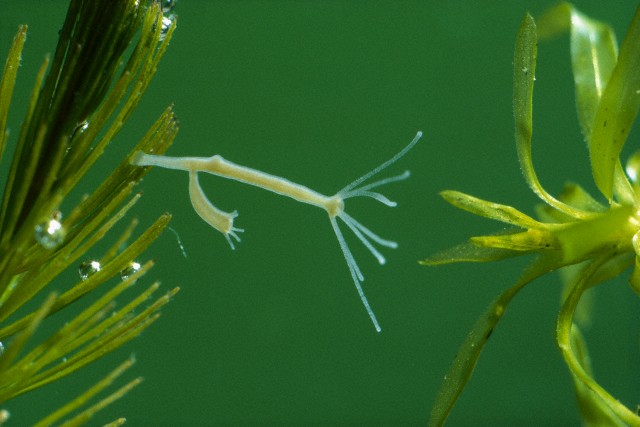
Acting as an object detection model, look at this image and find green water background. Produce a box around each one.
[1,1,638,425]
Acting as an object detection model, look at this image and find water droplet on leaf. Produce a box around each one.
[120,261,141,281]
[78,260,101,280]
[162,0,176,14]
[71,120,89,140]
[34,213,65,249]
[160,15,174,41]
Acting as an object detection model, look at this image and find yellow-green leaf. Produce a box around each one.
[440,190,545,230]
[419,241,522,265]
[428,257,554,426]
[568,326,627,427]
[554,205,635,263]
[513,13,589,219]
[536,183,605,224]
[471,228,559,252]
[557,257,640,424]
[0,26,27,163]
[538,3,618,141]
[589,6,640,200]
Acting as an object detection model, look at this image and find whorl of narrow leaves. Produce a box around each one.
[425,4,640,426]
[0,0,180,424]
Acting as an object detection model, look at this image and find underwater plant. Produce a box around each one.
[0,0,179,424]
[424,3,640,426]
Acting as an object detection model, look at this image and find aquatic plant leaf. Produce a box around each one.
[612,161,636,206]
[0,26,26,163]
[440,190,544,230]
[61,10,177,193]
[513,14,589,219]
[32,357,138,427]
[536,183,606,224]
[428,256,555,426]
[558,182,606,211]
[0,213,172,338]
[0,1,180,422]
[0,55,48,242]
[427,6,640,425]
[554,205,635,263]
[557,256,640,425]
[0,293,56,377]
[568,326,627,427]
[557,262,594,328]
[589,6,640,201]
[629,231,640,296]
[470,228,559,252]
[537,3,618,141]
[420,241,523,265]
[56,377,141,427]
[536,4,637,205]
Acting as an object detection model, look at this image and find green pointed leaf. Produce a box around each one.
[33,357,138,427]
[630,231,640,296]
[440,190,544,230]
[536,183,605,225]
[538,3,618,141]
[513,13,589,219]
[0,2,180,421]
[568,326,627,427]
[558,257,640,425]
[558,252,633,328]
[0,26,27,163]
[513,13,538,196]
[420,241,523,266]
[471,228,559,252]
[589,6,640,200]
[554,205,635,263]
[428,255,559,426]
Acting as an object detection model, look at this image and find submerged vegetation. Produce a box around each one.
[0,0,178,424]
[424,3,640,425]
[3,0,638,424]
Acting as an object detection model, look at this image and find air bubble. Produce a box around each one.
[120,261,141,281]
[162,0,176,14]
[78,260,101,280]
[71,120,89,140]
[626,151,640,183]
[160,15,174,42]
[34,212,65,249]
[0,341,4,357]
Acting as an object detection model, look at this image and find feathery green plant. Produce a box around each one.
[0,0,179,424]
[424,3,640,426]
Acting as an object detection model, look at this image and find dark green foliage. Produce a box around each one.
[0,0,180,423]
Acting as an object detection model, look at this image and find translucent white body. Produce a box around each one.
[131,131,422,332]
